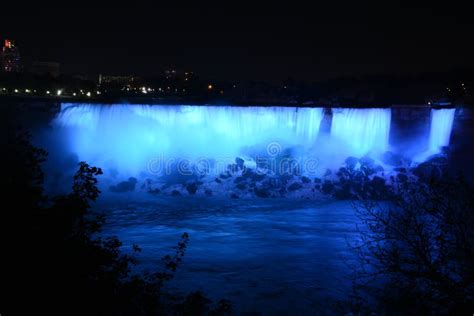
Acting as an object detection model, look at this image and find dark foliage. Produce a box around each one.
[2,130,230,315]
[351,176,474,314]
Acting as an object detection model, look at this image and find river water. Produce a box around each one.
[97,195,360,314]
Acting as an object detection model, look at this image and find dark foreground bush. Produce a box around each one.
[351,176,474,315]
[2,130,231,315]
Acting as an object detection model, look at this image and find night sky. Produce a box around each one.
[2,2,473,81]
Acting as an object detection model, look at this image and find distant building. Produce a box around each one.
[2,39,21,72]
[30,61,60,77]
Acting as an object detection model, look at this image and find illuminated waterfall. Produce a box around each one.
[428,108,455,153]
[330,108,391,157]
[54,103,324,175]
[48,104,459,181]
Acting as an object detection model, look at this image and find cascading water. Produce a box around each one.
[49,103,457,185]
[330,108,391,157]
[428,108,455,153]
[54,104,325,176]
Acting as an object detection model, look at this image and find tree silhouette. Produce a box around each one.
[2,129,230,315]
[351,176,474,314]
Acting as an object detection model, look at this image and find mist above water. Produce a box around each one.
[49,103,455,182]
[331,108,391,157]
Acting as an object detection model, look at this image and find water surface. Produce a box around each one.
[98,196,359,314]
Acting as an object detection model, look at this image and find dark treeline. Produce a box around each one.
[1,68,472,106]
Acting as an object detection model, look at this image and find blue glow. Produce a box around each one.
[51,104,456,181]
[429,108,455,153]
[330,108,391,157]
[54,104,325,176]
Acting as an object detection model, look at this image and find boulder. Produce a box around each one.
[412,161,443,181]
[278,174,293,186]
[426,154,448,165]
[382,151,403,166]
[262,178,284,189]
[371,175,386,187]
[359,156,375,168]
[234,176,246,184]
[148,188,161,195]
[322,180,334,194]
[287,182,303,191]
[301,176,311,183]
[254,187,270,198]
[185,182,199,195]
[373,164,384,173]
[235,157,245,169]
[171,190,182,197]
[440,146,451,155]
[345,156,359,169]
[360,157,376,176]
[110,177,138,193]
[236,183,247,190]
[242,168,266,182]
[337,167,350,178]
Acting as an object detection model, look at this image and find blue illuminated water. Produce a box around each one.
[49,103,457,188]
[330,108,391,157]
[99,196,360,314]
[412,108,456,161]
[36,103,461,313]
[53,104,404,180]
[429,108,455,153]
[54,104,325,176]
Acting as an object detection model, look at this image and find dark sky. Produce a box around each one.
[2,2,473,81]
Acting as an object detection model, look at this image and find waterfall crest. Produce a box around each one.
[330,108,391,157]
[54,104,325,174]
[429,109,455,153]
[51,104,457,178]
